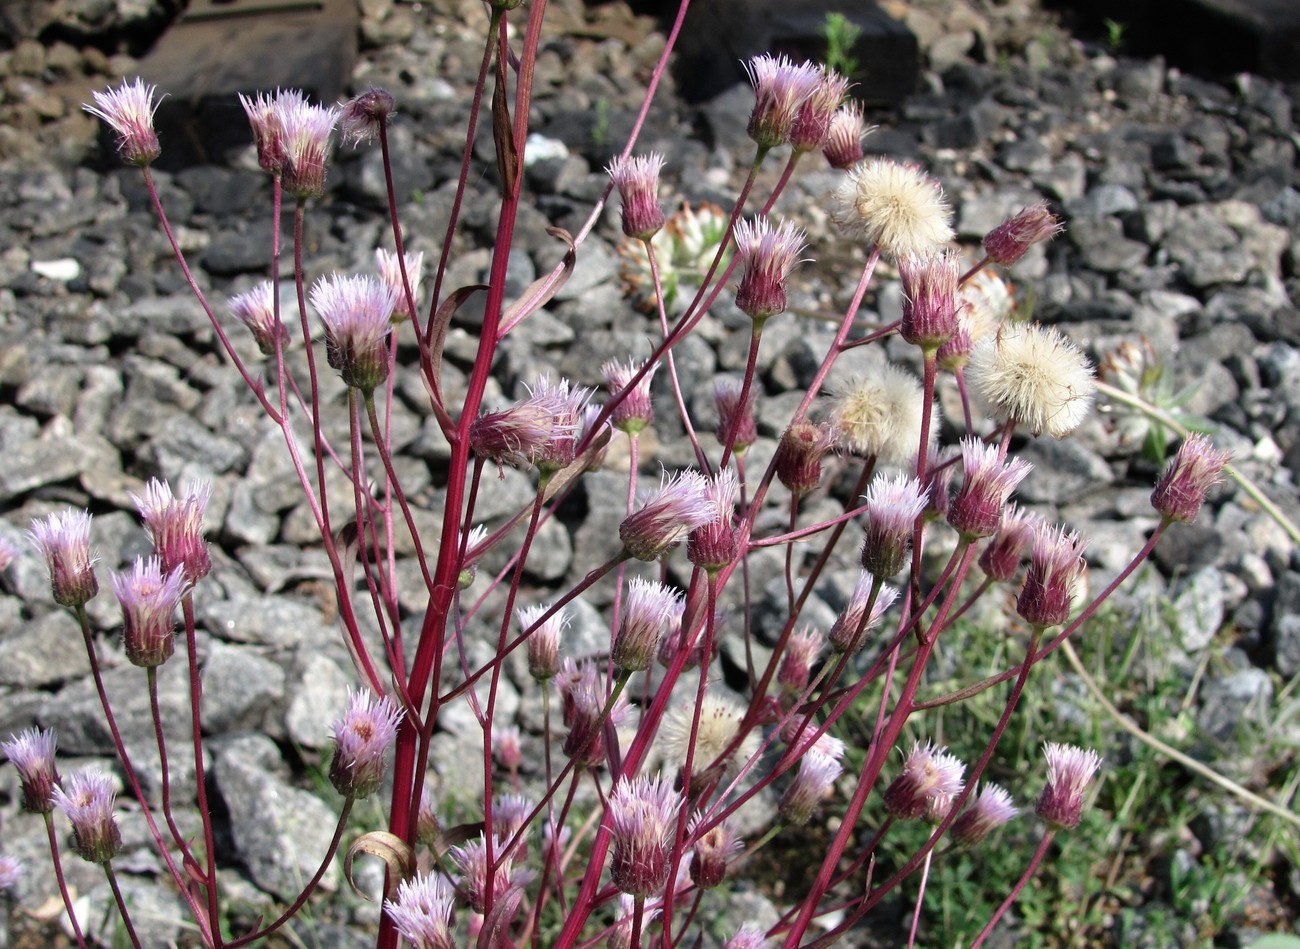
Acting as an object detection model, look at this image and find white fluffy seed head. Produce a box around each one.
[831,159,954,259]
[966,322,1095,437]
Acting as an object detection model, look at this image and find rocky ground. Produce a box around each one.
[1,0,1299,945]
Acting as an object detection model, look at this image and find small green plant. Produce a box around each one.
[820,12,862,80]
[1103,17,1127,53]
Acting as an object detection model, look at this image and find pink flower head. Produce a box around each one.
[978,504,1041,582]
[724,923,769,949]
[602,358,655,435]
[275,94,341,198]
[0,538,19,572]
[494,726,523,774]
[1035,742,1102,830]
[883,741,966,821]
[340,87,395,146]
[52,768,121,864]
[777,626,823,693]
[608,153,667,241]
[689,815,741,889]
[733,216,807,321]
[947,438,1033,540]
[493,791,533,861]
[416,786,440,850]
[860,473,927,579]
[561,661,629,766]
[654,597,698,669]
[620,469,714,561]
[823,102,872,170]
[1,727,59,813]
[613,578,683,674]
[471,375,590,475]
[375,248,424,324]
[1150,433,1231,524]
[228,282,290,356]
[828,573,899,653]
[328,689,402,798]
[310,273,397,391]
[518,602,567,681]
[714,379,758,454]
[607,775,681,897]
[898,249,962,350]
[1016,523,1087,629]
[83,78,161,166]
[744,54,822,150]
[779,751,842,826]
[920,445,957,522]
[111,556,187,668]
[0,855,22,892]
[450,834,518,914]
[132,478,212,584]
[950,783,1018,848]
[688,467,741,572]
[983,202,1063,268]
[781,724,846,763]
[789,66,850,153]
[775,421,838,497]
[239,89,303,174]
[28,508,98,608]
[383,871,456,949]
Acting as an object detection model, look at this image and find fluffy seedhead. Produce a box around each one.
[1,728,59,814]
[831,159,954,260]
[608,153,667,241]
[830,362,932,465]
[658,690,757,784]
[310,273,398,391]
[83,78,161,165]
[967,322,1095,438]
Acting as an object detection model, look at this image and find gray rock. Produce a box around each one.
[1196,668,1273,744]
[286,654,353,749]
[1168,567,1227,652]
[1068,216,1148,272]
[0,610,91,686]
[0,419,118,501]
[1015,439,1114,505]
[200,640,287,735]
[198,593,329,648]
[214,734,341,901]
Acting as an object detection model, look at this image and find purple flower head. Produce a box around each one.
[375,248,424,324]
[613,578,684,674]
[777,626,823,693]
[744,54,822,150]
[383,871,456,949]
[1151,433,1231,525]
[978,504,1041,582]
[328,689,402,799]
[687,467,741,573]
[518,602,567,681]
[779,751,843,825]
[416,786,440,851]
[883,741,966,821]
[619,469,714,561]
[494,791,534,861]
[310,273,397,391]
[714,378,758,454]
[0,855,23,892]
[228,282,290,356]
[560,661,629,766]
[789,66,850,153]
[494,726,523,774]
[111,556,187,668]
[1,728,59,813]
[28,508,98,608]
[83,78,161,166]
[860,473,927,579]
[340,88,395,147]
[52,768,121,864]
[275,94,341,198]
[983,202,1063,267]
[733,217,808,322]
[774,421,838,497]
[450,834,523,914]
[1016,523,1088,629]
[602,358,655,435]
[822,102,872,170]
[1035,742,1102,830]
[950,783,1018,848]
[132,478,212,584]
[688,815,741,889]
[608,153,667,241]
[607,775,681,897]
[724,923,770,949]
[898,249,962,350]
[828,573,899,654]
[471,375,589,475]
[947,438,1033,540]
[240,89,299,174]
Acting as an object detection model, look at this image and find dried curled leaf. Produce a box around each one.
[345,831,416,901]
